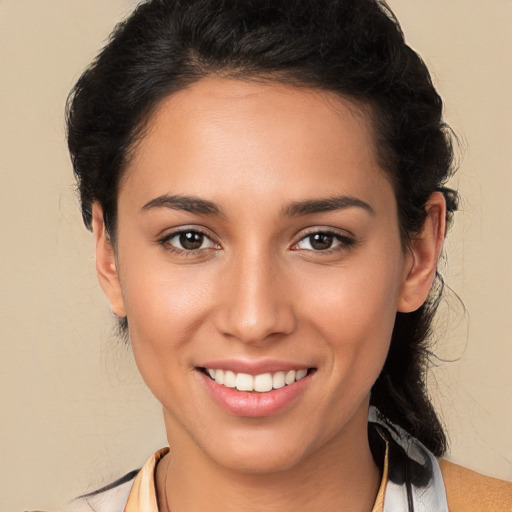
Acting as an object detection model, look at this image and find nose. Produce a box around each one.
[214,249,297,345]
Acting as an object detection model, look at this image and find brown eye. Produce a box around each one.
[161,229,217,252]
[308,233,334,250]
[179,231,205,250]
[294,230,354,252]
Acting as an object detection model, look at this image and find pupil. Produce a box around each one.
[311,233,333,250]
[180,232,203,250]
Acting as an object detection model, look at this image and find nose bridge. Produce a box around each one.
[217,244,296,344]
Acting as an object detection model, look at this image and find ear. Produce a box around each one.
[397,192,446,313]
[91,203,126,318]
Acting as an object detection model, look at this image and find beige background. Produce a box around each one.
[1,1,511,510]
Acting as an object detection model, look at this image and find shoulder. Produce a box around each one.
[439,459,512,512]
[369,409,512,512]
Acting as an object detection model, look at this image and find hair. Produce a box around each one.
[66,0,458,457]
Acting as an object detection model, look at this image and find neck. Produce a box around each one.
[157,408,381,512]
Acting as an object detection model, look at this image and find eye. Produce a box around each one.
[294,231,354,251]
[160,229,218,252]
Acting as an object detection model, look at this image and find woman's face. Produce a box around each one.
[95,78,430,473]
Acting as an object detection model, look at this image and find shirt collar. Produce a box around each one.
[124,447,169,512]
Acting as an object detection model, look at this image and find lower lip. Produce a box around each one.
[199,370,312,418]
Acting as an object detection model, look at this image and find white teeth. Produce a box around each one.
[254,373,273,392]
[272,371,285,389]
[214,369,224,385]
[206,367,310,392]
[223,370,236,388]
[296,369,307,381]
[235,373,253,391]
[284,370,296,385]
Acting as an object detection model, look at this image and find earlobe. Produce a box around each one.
[397,192,446,313]
[91,203,126,318]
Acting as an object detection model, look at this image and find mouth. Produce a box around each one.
[197,364,317,417]
[199,367,316,393]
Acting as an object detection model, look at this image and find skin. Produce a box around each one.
[93,78,446,512]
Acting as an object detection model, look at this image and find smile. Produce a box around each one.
[203,368,310,393]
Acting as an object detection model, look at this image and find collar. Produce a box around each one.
[124,447,169,512]
[369,407,449,512]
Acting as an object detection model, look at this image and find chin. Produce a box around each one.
[209,441,309,475]
[193,420,331,476]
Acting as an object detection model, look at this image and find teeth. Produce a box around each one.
[214,369,224,385]
[235,373,253,391]
[296,369,307,380]
[254,373,273,392]
[285,370,296,385]
[224,370,236,388]
[206,368,310,392]
[272,371,285,389]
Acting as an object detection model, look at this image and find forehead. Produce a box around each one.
[122,78,392,211]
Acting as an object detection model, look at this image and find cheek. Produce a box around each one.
[301,255,403,384]
[304,254,402,332]
[119,268,218,417]
[117,252,216,369]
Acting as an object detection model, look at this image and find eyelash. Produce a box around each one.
[291,229,356,254]
[158,228,219,256]
[157,228,355,256]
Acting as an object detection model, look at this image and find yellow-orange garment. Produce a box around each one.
[123,447,389,512]
[439,459,512,512]
[124,448,167,512]
[371,441,388,512]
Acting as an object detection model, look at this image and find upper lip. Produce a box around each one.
[197,359,313,375]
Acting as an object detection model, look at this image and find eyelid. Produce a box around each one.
[156,225,355,255]
[157,226,220,253]
[291,227,356,251]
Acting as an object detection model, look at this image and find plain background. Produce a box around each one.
[1,1,511,510]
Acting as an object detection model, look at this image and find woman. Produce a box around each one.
[65,0,511,511]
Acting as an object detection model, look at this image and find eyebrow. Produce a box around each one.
[141,194,224,216]
[282,196,375,217]
[141,193,374,218]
